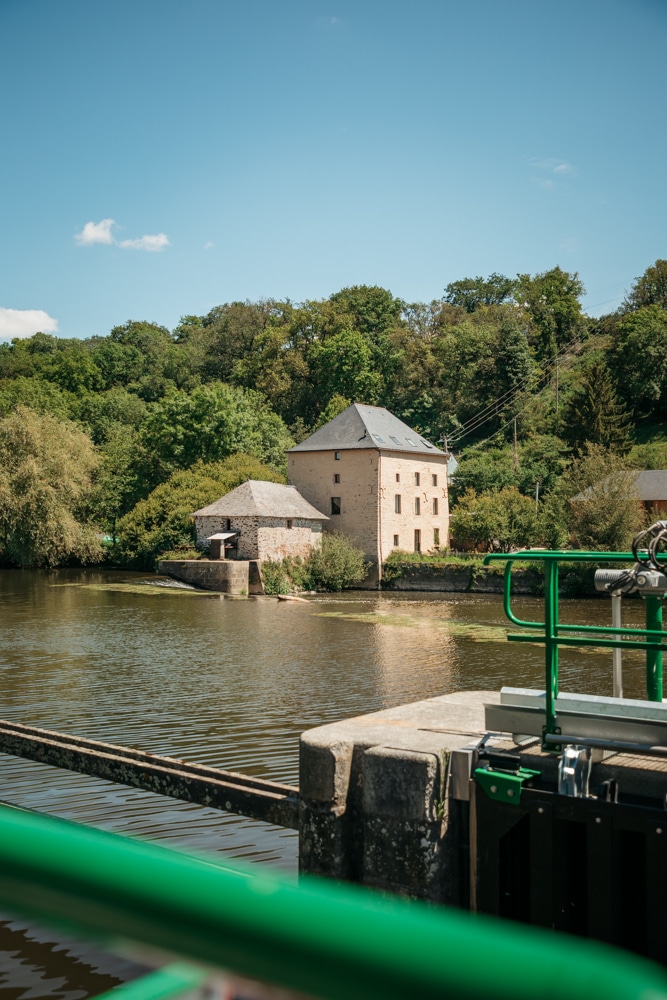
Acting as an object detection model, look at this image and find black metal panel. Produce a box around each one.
[472,780,667,964]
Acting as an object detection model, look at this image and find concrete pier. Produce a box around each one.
[158,559,265,595]
[299,690,499,902]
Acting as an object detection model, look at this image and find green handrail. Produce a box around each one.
[485,550,667,748]
[0,804,665,1000]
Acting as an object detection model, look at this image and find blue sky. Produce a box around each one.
[1,0,665,340]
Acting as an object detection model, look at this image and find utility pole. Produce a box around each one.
[513,418,518,471]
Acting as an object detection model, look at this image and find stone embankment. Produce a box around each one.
[382,562,542,594]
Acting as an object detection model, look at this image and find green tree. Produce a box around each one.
[308,329,383,409]
[0,407,101,567]
[0,376,74,419]
[608,305,667,422]
[449,487,536,552]
[622,259,667,313]
[444,273,515,312]
[137,384,293,489]
[564,445,644,550]
[307,532,368,591]
[515,267,585,359]
[116,454,285,568]
[562,360,633,455]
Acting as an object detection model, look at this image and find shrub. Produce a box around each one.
[307,532,368,591]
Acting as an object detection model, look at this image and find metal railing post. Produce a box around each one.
[544,558,560,748]
[645,596,664,702]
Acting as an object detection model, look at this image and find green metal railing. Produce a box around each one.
[483,550,667,749]
[0,803,665,1000]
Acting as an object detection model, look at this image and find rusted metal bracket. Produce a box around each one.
[0,719,299,829]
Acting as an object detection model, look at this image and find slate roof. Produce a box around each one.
[288,403,445,456]
[193,480,328,520]
[571,470,667,502]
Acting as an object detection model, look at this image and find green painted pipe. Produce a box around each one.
[0,805,663,1000]
[645,596,664,701]
[94,964,208,1000]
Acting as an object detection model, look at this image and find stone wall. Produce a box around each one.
[289,448,381,563]
[378,452,450,564]
[158,559,250,594]
[195,514,323,562]
[382,563,542,594]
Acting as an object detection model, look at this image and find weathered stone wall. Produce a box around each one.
[289,449,381,563]
[378,451,450,563]
[158,559,250,594]
[299,691,499,901]
[195,514,323,562]
[383,564,543,594]
[288,447,451,574]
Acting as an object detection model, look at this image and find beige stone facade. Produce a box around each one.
[288,448,449,574]
[194,514,323,562]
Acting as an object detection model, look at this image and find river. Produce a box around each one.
[0,567,651,997]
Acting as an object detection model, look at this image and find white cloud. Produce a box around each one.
[530,157,576,177]
[330,15,341,23]
[117,233,170,252]
[204,241,215,250]
[75,218,116,245]
[0,308,59,340]
[74,219,170,251]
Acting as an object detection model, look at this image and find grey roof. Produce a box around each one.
[193,480,328,520]
[635,470,667,501]
[571,470,667,502]
[288,404,445,456]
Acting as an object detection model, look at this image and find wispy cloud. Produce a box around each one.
[560,235,578,253]
[204,241,215,250]
[75,218,116,245]
[0,308,59,339]
[117,233,170,252]
[74,219,170,251]
[530,157,577,178]
[330,15,341,24]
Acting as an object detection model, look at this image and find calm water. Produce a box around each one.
[0,568,651,997]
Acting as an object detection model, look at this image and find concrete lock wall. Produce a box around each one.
[299,691,499,902]
[158,559,254,595]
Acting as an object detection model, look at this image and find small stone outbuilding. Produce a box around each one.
[193,480,328,562]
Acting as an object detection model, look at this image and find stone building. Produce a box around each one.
[193,480,328,562]
[288,404,449,582]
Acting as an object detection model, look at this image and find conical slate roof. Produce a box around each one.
[288,403,444,457]
[193,480,328,520]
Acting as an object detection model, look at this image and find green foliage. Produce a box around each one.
[137,383,293,489]
[0,376,74,419]
[307,532,368,591]
[564,445,645,550]
[515,266,586,359]
[562,359,633,455]
[444,273,515,312]
[260,560,292,595]
[158,546,203,561]
[451,435,568,502]
[450,487,536,552]
[609,305,667,422]
[116,454,285,568]
[0,407,102,567]
[622,259,667,313]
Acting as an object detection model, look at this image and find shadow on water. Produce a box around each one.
[0,567,651,997]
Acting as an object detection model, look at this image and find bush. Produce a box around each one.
[158,546,203,561]
[307,532,368,591]
[262,534,367,593]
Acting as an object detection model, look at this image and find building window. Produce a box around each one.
[434,528,440,547]
[393,534,399,547]
[414,472,420,486]
[395,494,401,514]
[414,497,420,515]
[334,473,340,483]
[395,473,400,483]
[414,529,421,553]
[331,497,341,515]
[286,519,293,529]
[334,451,341,461]
[432,474,438,487]
[432,498,438,515]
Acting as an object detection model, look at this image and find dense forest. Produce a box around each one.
[1,260,665,568]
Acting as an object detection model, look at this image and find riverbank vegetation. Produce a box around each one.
[0,259,664,572]
[262,533,368,594]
